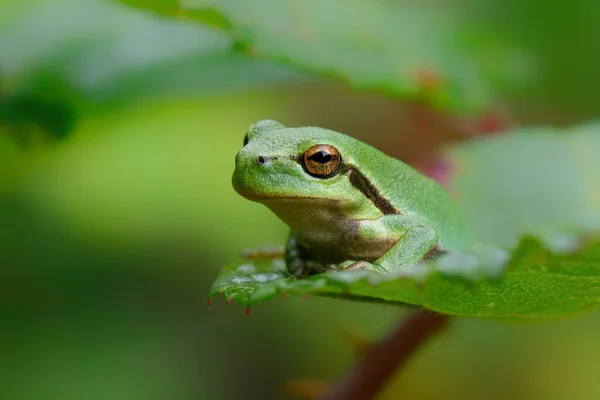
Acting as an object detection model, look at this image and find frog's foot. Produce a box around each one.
[338,260,388,273]
[241,246,285,260]
[289,259,333,278]
[293,265,311,278]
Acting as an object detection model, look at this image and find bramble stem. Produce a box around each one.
[316,310,451,400]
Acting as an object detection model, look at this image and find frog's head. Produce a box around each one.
[232,119,369,210]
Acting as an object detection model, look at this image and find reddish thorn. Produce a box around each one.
[417,68,443,92]
[206,297,211,310]
[226,298,232,305]
[245,307,250,317]
[477,112,507,133]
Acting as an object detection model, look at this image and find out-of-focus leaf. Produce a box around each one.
[121,0,231,29]
[448,122,600,247]
[0,0,305,114]
[209,236,600,319]
[464,0,600,116]
[119,0,180,15]
[119,0,533,113]
[91,53,305,108]
[0,94,75,142]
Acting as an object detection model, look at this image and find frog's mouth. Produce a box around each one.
[233,181,347,209]
[235,190,344,205]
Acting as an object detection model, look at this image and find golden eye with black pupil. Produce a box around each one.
[302,144,341,178]
[243,133,249,147]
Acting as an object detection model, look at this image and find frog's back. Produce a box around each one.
[348,141,471,251]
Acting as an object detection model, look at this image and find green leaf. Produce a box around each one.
[120,0,231,29]
[448,122,600,247]
[119,0,181,16]
[0,94,75,143]
[0,0,304,115]
[118,0,532,113]
[209,236,600,319]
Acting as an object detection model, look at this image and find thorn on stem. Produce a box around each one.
[316,310,451,400]
[417,68,444,92]
[283,379,331,398]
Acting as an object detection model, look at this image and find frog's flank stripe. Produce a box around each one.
[345,166,399,215]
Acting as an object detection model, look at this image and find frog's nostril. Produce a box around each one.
[256,156,267,165]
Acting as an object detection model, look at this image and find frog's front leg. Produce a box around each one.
[285,234,334,277]
[342,215,440,273]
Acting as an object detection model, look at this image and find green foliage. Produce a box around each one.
[209,236,600,319]
[0,94,75,143]
[0,0,302,142]
[450,122,600,247]
[119,0,531,113]
[468,1,600,114]
[4,1,600,398]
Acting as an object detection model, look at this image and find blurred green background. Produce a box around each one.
[2,0,600,399]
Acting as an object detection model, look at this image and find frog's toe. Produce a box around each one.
[342,261,369,271]
[338,260,357,269]
[341,261,387,273]
[290,260,329,277]
[293,267,310,278]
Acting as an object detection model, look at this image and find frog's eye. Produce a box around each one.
[302,144,341,178]
[243,133,249,147]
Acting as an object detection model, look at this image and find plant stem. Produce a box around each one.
[316,310,451,400]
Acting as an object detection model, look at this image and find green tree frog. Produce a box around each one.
[232,120,471,276]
